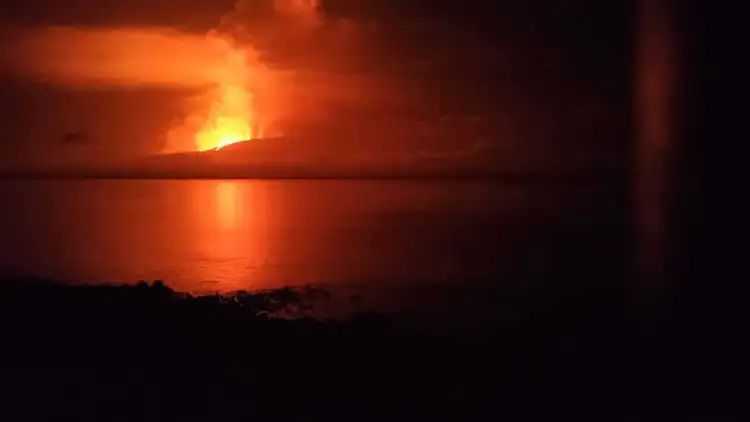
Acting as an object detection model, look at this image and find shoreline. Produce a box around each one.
[0,276,702,420]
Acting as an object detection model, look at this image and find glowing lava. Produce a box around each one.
[194,36,257,152]
[195,84,254,151]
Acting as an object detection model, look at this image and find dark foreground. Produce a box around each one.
[0,278,727,421]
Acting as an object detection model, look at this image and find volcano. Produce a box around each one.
[0,135,621,181]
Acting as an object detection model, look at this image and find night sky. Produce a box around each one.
[0,0,632,168]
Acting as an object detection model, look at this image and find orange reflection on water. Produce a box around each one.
[185,180,278,291]
[216,181,241,230]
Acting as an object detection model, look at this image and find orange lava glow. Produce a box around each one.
[15,27,267,153]
[193,36,257,152]
[193,78,255,152]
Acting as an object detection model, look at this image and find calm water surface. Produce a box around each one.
[0,179,625,296]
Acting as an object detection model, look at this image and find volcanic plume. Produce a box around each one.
[1,0,629,175]
[8,1,333,153]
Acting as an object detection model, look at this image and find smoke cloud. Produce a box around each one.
[6,0,381,153]
[14,27,254,88]
[1,0,631,161]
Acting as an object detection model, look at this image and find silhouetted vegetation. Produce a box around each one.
[0,277,710,421]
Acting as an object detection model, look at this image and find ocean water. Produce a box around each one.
[0,179,627,308]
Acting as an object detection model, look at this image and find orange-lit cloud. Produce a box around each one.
[15,27,242,88]
[272,0,322,23]
[12,26,280,152]
[5,0,391,154]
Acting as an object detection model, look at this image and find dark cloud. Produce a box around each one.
[0,0,234,31]
[0,0,633,160]
[233,0,633,150]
